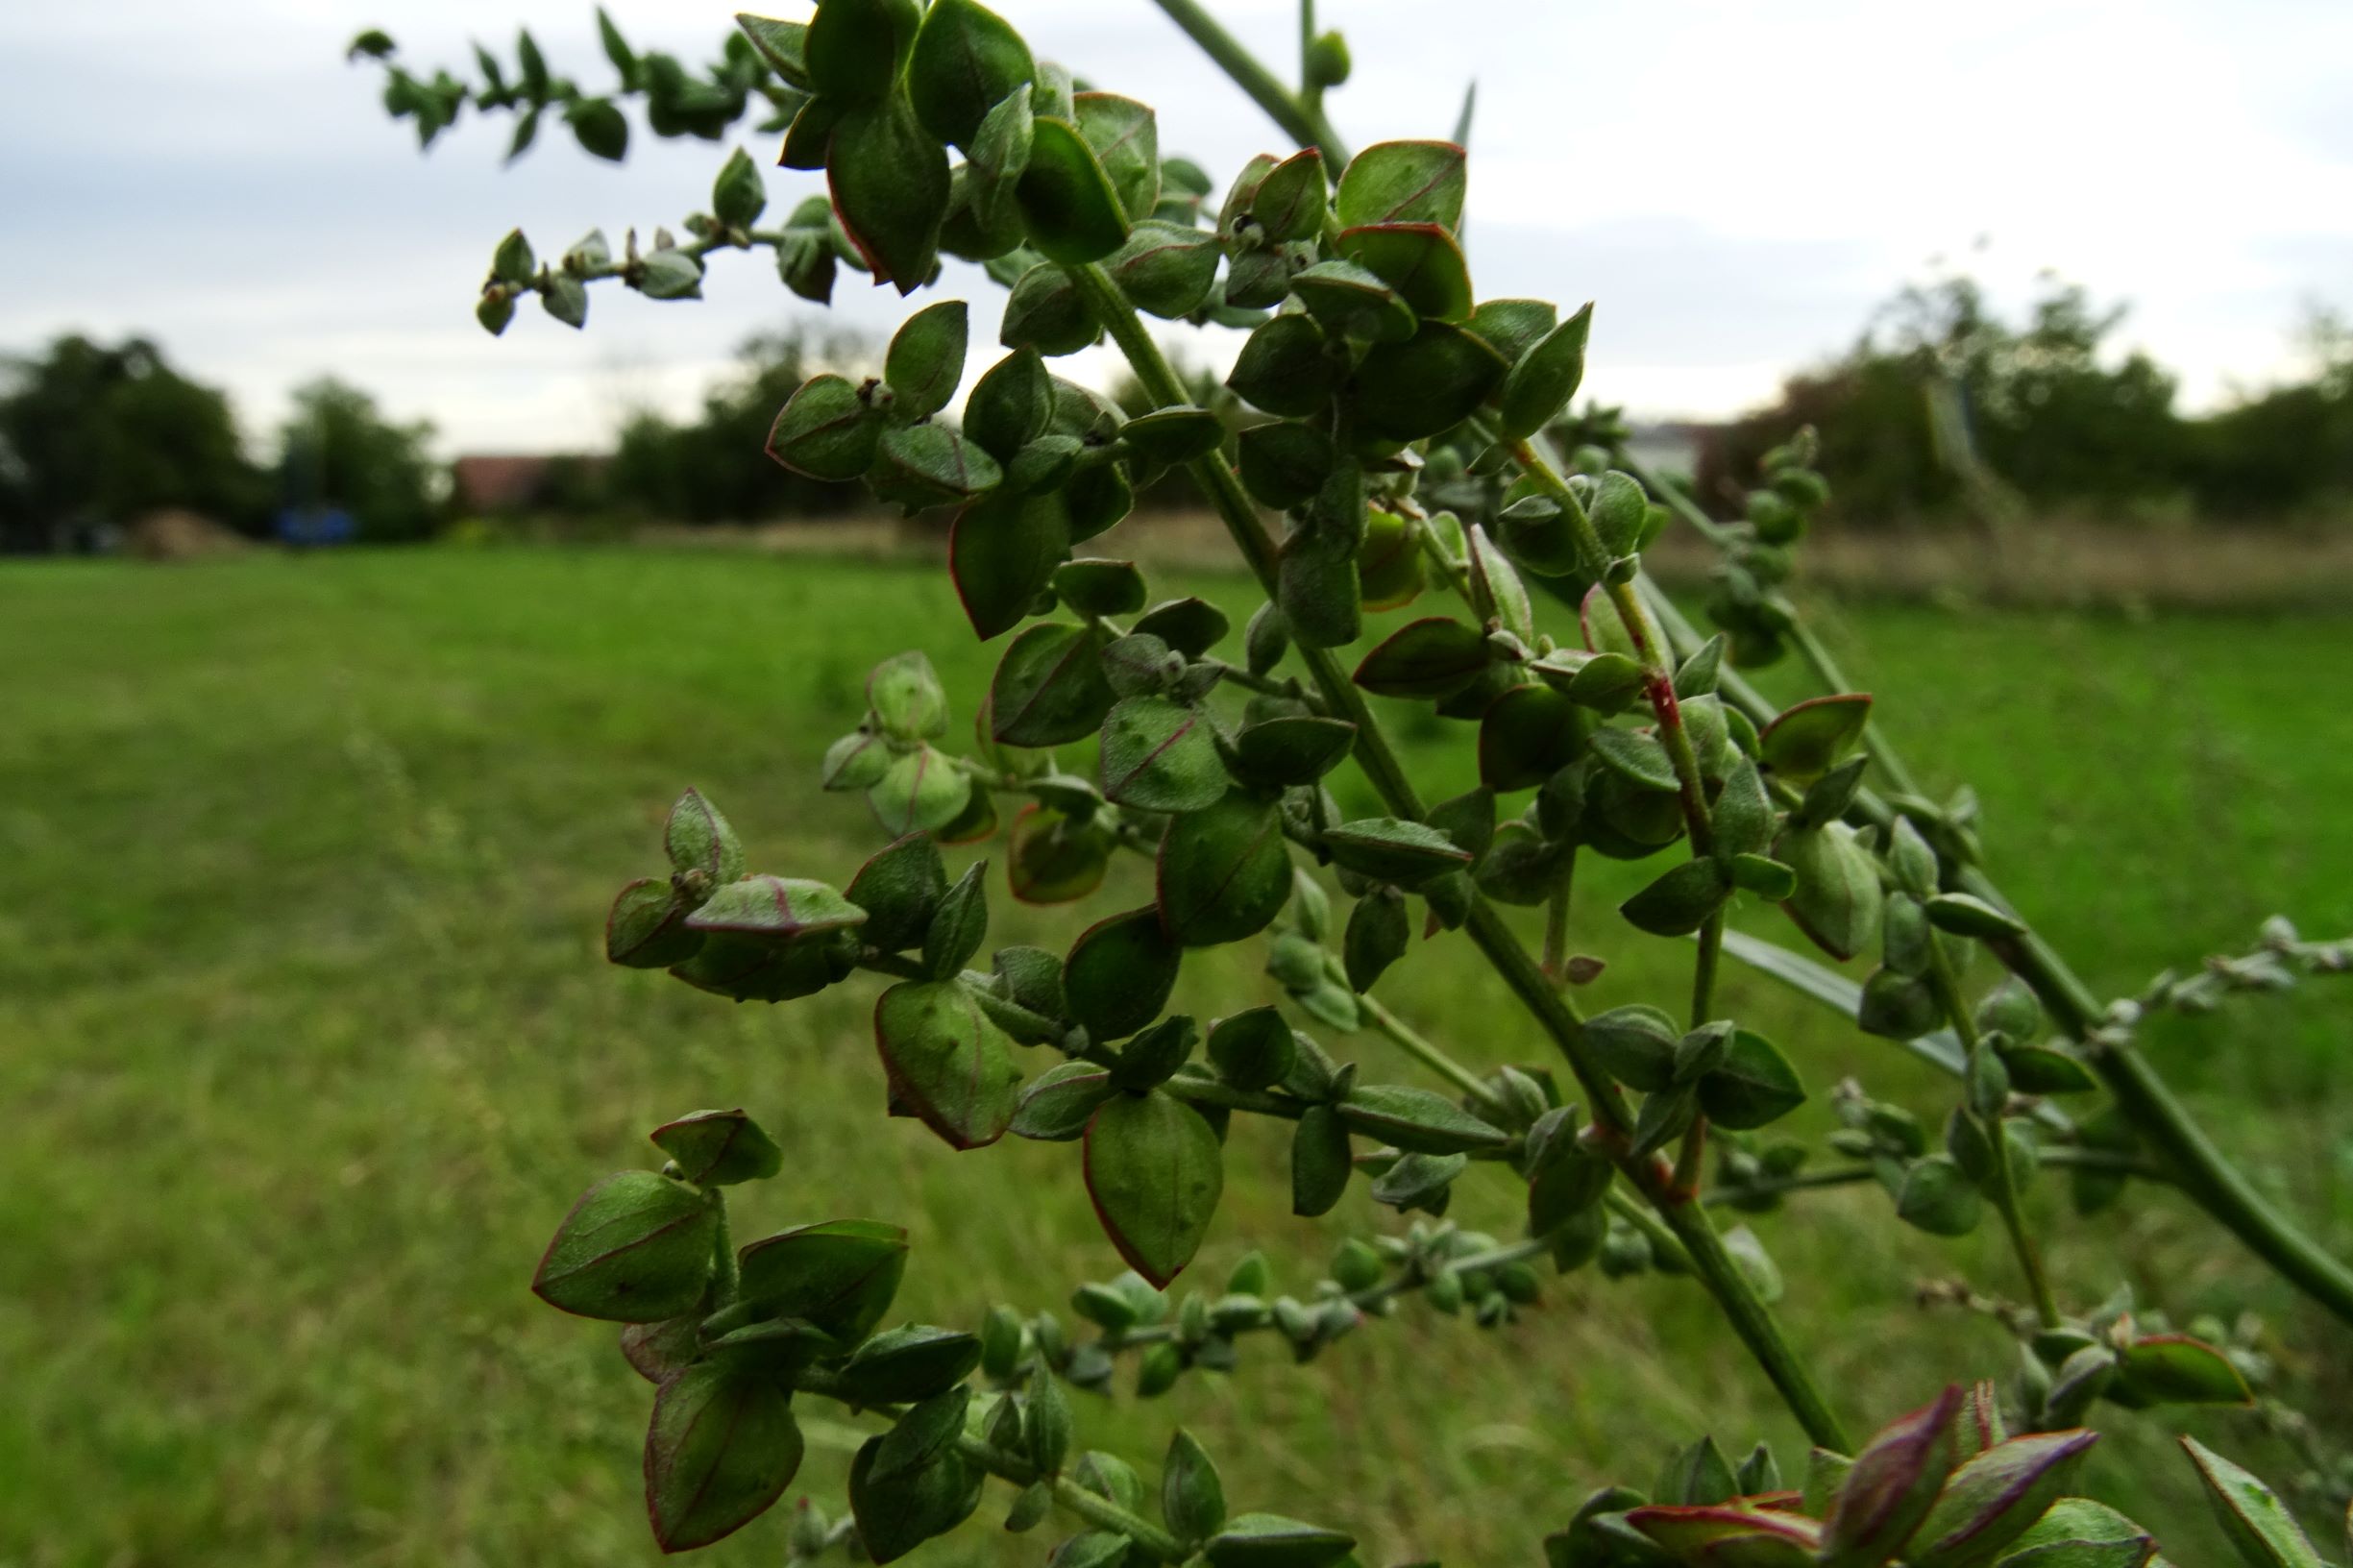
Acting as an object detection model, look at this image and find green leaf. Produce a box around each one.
[950,488,1067,640]
[1583,1004,1679,1092]
[1001,262,1099,356]
[607,878,701,968]
[1013,1060,1116,1140]
[1008,803,1111,905]
[1352,616,1491,699]
[1897,1156,1984,1236]
[1099,696,1228,813]
[1618,847,1731,932]
[1017,116,1130,264]
[834,1325,984,1405]
[1289,1103,1353,1216]
[1760,693,1874,783]
[804,0,919,103]
[650,1108,784,1187]
[1248,148,1327,241]
[1465,298,1557,365]
[1290,258,1417,344]
[1237,422,1336,510]
[2111,1335,2254,1407]
[1698,1030,1806,1129]
[828,94,950,293]
[1343,888,1409,992]
[767,372,881,481]
[1227,312,1336,418]
[1588,725,1679,793]
[1205,1512,1358,1568]
[1232,716,1356,789]
[1336,223,1473,322]
[907,0,1032,148]
[735,1217,908,1345]
[686,875,868,943]
[871,423,1002,511]
[1065,906,1182,1039]
[1339,1084,1509,1154]
[1498,302,1594,439]
[868,746,974,838]
[666,786,748,881]
[1466,524,1536,645]
[734,14,810,88]
[1085,1090,1224,1286]
[965,348,1054,461]
[568,98,629,161]
[848,1432,982,1562]
[1908,1430,2100,1568]
[1164,1430,1228,1544]
[1108,219,1220,319]
[870,650,950,739]
[1322,818,1473,888]
[530,1171,715,1322]
[885,300,969,421]
[712,145,766,229]
[1778,821,1884,962]
[1347,321,1508,442]
[2181,1437,2325,1568]
[1207,1007,1295,1090]
[1335,140,1466,231]
[991,622,1116,747]
[1478,683,1581,792]
[922,861,990,978]
[1072,92,1159,220]
[1050,557,1146,618]
[1926,893,2029,939]
[873,979,1024,1149]
[1821,1385,1962,1568]
[1990,1497,2157,1566]
[846,831,949,951]
[1122,407,1226,466]
[1277,525,1360,649]
[1158,793,1291,947]
[644,1363,804,1552]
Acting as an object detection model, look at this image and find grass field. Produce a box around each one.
[4,547,2351,1567]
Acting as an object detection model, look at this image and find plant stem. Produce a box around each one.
[1629,554,2353,1329]
[1145,0,1348,161]
[1925,925,2063,1329]
[1704,1149,2166,1208]
[1062,258,1851,1453]
[1358,992,1513,1116]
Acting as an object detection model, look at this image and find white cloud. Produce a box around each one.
[2,0,2346,452]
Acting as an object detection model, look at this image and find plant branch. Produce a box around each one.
[1924,934,2061,1329]
[1063,258,1851,1452]
[1145,0,1348,161]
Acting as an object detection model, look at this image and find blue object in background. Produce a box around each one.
[275,505,355,548]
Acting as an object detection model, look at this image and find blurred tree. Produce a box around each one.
[0,334,264,552]
[2186,306,2353,520]
[607,328,869,523]
[278,378,442,542]
[1701,273,2186,526]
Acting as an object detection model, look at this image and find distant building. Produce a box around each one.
[450,453,607,515]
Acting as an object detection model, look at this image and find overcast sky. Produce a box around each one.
[4,0,2349,457]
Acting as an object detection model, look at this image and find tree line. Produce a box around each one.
[1701,274,2353,527]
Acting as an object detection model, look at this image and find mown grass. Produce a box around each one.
[3,548,2349,1568]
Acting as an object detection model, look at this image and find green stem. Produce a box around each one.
[1144,0,1348,161]
[1926,926,2062,1329]
[1063,258,1851,1453]
[1705,1149,2167,1208]
[1358,992,1512,1115]
[1630,562,2353,1330]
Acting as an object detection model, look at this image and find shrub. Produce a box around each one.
[356,6,2353,1561]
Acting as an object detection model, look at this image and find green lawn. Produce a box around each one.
[3,548,2349,1567]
